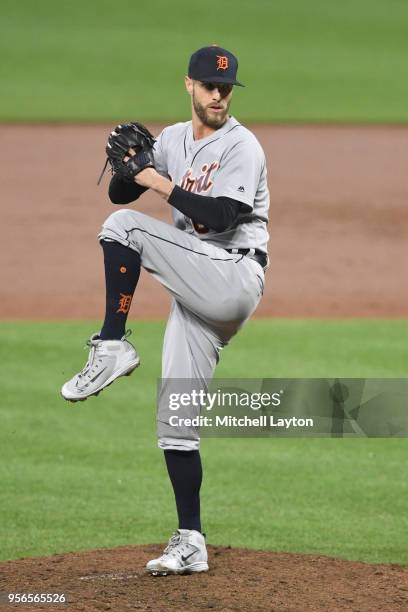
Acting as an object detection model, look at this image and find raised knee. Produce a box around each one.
[103,208,133,229]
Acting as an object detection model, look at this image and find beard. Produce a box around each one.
[192,90,231,129]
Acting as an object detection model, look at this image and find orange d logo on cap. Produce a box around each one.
[216,55,229,71]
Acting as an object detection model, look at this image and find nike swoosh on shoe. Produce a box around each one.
[181,549,198,563]
[75,367,107,388]
[90,367,108,383]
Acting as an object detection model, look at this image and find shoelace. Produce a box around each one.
[163,532,183,556]
[78,340,100,380]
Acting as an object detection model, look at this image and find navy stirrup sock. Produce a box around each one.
[164,449,202,533]
[99,240,141,340]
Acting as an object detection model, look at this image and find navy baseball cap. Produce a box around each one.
[188,45,244,87]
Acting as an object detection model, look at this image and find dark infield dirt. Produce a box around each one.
[1,545,407,611]
[0,124,407,610]
[0,124,407,319]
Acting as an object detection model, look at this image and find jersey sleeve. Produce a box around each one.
[211,139,264,211]
[152,129,169,177]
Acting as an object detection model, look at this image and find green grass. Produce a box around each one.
[1,0,408,121]
[0,320,407,564]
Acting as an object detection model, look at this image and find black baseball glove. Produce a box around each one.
[98,122,156,184]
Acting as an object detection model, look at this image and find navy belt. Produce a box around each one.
[225,248,268,269]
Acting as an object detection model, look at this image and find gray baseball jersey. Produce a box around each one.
[153,116,269,254]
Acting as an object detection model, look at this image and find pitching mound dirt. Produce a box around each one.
[1,545,407,611]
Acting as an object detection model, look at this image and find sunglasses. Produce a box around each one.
[199,81,233,97]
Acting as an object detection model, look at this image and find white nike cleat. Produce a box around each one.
[61,331,140,402]
[146,529,209,576]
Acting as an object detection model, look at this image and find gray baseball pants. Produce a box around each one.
[99,209,265,450]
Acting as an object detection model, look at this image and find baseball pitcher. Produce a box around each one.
[62,45,270,575]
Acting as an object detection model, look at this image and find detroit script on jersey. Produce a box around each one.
[153,116,270,253]
[179,162,219,193]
